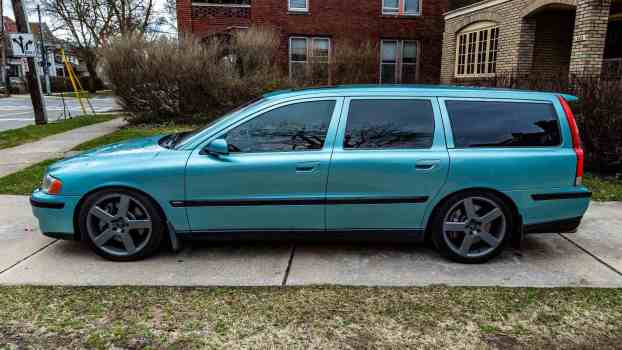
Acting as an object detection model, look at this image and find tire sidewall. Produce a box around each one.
[78,188,165,261]
[431,190,513,264]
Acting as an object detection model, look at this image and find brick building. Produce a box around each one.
[176,0,449,83]
[440,0,622,83]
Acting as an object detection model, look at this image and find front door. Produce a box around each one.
[184,98,342,232]
[326,97,449,231]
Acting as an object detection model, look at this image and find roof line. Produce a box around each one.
[444,0,513,19]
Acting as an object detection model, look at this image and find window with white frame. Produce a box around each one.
[289,0,308,11]
[455,22,499,78]
[380,40,418,84]
[382,0,420,15]
[289,37,330,81]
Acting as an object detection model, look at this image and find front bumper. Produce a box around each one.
[30,189,81,240]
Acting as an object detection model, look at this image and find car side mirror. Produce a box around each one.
[203,138,229,156]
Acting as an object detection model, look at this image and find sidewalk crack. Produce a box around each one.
[559,233,622,277]
[281,244,296,286]
[0,240,57,276]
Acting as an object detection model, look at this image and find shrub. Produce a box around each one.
[101,27,287,124]
[462,73,622,173]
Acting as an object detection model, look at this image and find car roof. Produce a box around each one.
[263,84,578,102]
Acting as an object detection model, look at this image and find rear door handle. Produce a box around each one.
[415,159,441,171]
[296,161,320,173]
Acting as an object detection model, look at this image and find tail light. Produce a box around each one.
[558,95,584,186]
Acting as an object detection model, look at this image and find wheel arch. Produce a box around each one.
[423,187,522,241]
[72,185,169,241]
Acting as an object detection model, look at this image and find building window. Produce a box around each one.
[289,0,308,12]
[382,0,420,15]
[289,37,330,82]
[380,40,418,84]
[455,22,499,78]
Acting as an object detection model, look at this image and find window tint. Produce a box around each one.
[445,100,561,148]
[226,100,335,153]
[344,99,435,149]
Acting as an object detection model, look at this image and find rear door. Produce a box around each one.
[325,97,450,231]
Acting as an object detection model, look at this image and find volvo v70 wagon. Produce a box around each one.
[30,86,590,263]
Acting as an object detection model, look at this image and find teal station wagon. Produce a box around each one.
[30,86,590,263]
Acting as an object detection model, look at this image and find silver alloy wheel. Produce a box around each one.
[442,196,507,259]
[86,193,153,257]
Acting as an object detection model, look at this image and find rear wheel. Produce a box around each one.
[431,191,512,263]
[79,189,165,261]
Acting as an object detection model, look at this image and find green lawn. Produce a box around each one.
[0,126,192,195]
[583,173,622,201]
[0,286,621,349]
[0,114,119,150]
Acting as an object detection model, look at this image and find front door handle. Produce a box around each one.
[296,161,320,173]
[415,159,441,171]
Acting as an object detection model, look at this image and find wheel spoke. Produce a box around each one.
[116,195,130,218]
[90,206,114,223]
[459,234,474,255]
[478,231,499,247]
[463,198,477,219]
[127,219,151,231]
[479,208,502,224]
[94,228,116,247]
[444,221,467,232]
[121,233,136,253]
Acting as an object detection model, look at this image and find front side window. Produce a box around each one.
[455,22,499,77]
[289,37,330,82]
[383,0,420,15]
[343,99,435,149]
[445,100,561,148]
[226,100,335,153]
[289,0,308,11]
[381,40,418,84]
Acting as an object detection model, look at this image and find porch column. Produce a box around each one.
[569,0,612,76]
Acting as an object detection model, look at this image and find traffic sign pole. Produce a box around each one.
[10,0,47,124]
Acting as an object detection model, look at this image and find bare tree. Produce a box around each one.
[42,0,157,92]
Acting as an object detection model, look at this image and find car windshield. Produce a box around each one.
[167,97,267,149]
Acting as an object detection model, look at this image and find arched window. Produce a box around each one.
[455,21,499,78]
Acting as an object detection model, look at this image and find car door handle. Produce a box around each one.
[296,162,320,173]
[415,159,441,171]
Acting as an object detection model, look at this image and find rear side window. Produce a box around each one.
[344,99,435,149]
[445,100,561,148]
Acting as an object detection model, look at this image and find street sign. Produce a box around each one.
[9,33,36,57]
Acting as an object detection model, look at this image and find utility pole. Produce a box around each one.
[1,0,10,96]
[11,0,47,124]
[36,4,50,95]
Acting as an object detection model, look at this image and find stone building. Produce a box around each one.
[440,0,622,83]
[176,0,449,83]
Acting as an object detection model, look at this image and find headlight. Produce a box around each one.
[42,174,63,195]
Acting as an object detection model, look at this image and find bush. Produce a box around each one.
[101,27,287,124]
[462,74,622,174]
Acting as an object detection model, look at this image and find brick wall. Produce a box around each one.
[177,0,449,83]
[441,0,612,83]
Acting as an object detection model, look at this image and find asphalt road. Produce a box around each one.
[0,94,121,132]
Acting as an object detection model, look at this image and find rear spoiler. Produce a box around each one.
[559,93,578,102]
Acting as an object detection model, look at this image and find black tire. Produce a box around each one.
[430,190,513,264]
[78,188,165,261]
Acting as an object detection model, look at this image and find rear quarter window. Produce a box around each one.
[445,100,561,148]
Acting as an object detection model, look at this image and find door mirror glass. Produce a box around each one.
[204,138,229,155]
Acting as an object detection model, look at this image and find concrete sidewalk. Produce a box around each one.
[0,118,125,177]
[1,195,621,287]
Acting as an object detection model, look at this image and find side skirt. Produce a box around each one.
[176,228,425,243]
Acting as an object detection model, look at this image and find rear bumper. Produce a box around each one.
[524,216,583,234]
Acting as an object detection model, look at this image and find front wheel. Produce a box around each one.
[78,189,165,261]
[431,191,513,264]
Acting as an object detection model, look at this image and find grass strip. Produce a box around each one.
[0,286,621,349]
[0,114,118,150]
